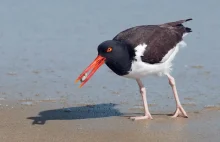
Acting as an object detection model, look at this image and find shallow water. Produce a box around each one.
[0,0,220,114]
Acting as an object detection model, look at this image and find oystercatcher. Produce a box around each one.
[75,18,192,120]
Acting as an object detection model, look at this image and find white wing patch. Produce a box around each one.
[134,43,147,61]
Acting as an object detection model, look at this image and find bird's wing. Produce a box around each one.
[113,19,192,64]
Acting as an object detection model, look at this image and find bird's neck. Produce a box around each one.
[105,44,135,76]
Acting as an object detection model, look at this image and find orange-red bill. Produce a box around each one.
[75,55,106,88]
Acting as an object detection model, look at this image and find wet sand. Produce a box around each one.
[1,0,220,141]
[0,102,220,142]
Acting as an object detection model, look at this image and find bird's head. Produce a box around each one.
[75,40,133,88]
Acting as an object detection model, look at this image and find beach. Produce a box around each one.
[0,102,220,142]
[1,0,220,141]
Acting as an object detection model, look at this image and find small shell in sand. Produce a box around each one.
[80,73,88,82]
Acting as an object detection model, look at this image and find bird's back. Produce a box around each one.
[113,19,192,64]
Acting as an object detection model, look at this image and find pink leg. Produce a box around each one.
[130,79,153,120]
[166,74,188,118]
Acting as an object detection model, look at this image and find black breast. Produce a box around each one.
[105,61,131,76]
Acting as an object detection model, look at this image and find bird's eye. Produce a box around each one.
[106,47,113,52]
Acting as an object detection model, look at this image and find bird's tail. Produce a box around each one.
[160,18,193,33]
[160,18,192,27]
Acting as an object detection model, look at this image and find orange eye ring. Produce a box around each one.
[107,47,112,52]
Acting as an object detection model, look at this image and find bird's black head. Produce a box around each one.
[97,40,135,76]
[75,40,135,88]
[97,40,129,61]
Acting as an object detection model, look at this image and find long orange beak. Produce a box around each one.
[75,55,106,88]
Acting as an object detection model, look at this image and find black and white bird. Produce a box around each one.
[75,18,192,120]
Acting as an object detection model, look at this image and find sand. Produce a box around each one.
[0,102,220,142]
[1,0,220,141]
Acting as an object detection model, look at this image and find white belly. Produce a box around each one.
[123,41,186,79]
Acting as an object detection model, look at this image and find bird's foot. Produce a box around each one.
[172,105,188,118]
[129,113,153,120]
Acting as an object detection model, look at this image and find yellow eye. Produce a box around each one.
[106,47,112,52]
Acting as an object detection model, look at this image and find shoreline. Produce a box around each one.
[0,101,220,142]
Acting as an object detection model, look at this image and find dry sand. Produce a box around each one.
[0,102,220,142]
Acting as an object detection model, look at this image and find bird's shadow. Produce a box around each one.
[27,103,123,125]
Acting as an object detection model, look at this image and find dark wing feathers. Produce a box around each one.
[113,18,192,64]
